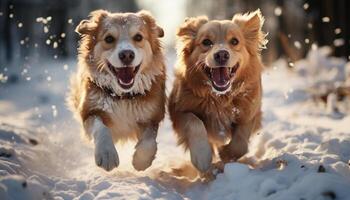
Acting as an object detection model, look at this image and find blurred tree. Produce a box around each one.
[306,0,350,58]
[0,0,138,67]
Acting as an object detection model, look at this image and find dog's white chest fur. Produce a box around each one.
[100,96,158,141]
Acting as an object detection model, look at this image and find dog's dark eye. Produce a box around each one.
[133,34,143,42]
[231,38,239,46]
[202,39,213,47]
[104,35,115,44]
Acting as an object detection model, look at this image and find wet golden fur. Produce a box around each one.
[168,10,267,172]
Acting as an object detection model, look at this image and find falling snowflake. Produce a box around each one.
[274,7,282,16]
[63,64,69,70]
[36,17,49,24]
[333,39,344,47]
[44,26,49,33]
[9,13,13,18]
[51,105,58,117]
[53,42,58,49]
[47,76,52,81]
[22,69,28,75]
[303,3,309,10]
[322,17,330,23]
[334,28,341,34]
[18,23,23,28]
[305,38,310,44]
[36,17,42,22]
[46,39,51,45]
[294,41,301,49]
[68,19,73,24]
[60,33,66,38]
[307,23,313,29]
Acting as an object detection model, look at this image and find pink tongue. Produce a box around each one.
[211,67,230,85]
[117,67,134,84]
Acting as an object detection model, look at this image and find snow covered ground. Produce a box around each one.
[0,49,350,200]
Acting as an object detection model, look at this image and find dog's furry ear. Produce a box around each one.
[177,16,208,39]
[75,10,108,36]
[233,9,267,54]
[176,16,208,55]
[138,10,164,38]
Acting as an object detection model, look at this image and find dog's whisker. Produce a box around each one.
[96,60,105,72]
[187,60,205,74]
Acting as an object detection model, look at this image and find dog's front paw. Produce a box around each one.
[95,141,119,171]
[189,138,212,173]
[132,139,157,171]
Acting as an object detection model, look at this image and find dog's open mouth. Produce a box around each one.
[205,62,239,92]
[107,62,141,90]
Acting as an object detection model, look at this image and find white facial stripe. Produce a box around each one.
[117,40,136,52]
[108,40,143,68]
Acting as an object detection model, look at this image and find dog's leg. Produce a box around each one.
[177,113,212,173]
[219,124,250,163]
[219,115,260,163]
[132,124,158,171]
[84,116,119,171]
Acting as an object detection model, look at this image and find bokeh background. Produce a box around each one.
[0,0,349,66]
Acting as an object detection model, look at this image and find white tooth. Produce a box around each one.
[119,78,134,85]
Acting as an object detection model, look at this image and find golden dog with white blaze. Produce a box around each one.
[68,10,166,171]
[169,10,267,173]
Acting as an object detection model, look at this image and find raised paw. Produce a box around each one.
[95,141,119,171]
[189,138,212,173]
[132,139,157,171]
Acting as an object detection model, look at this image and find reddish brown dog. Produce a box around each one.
[169,10,267,173]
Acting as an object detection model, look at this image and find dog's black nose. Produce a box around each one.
[214,50,230,65]
[118,50,135,65]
